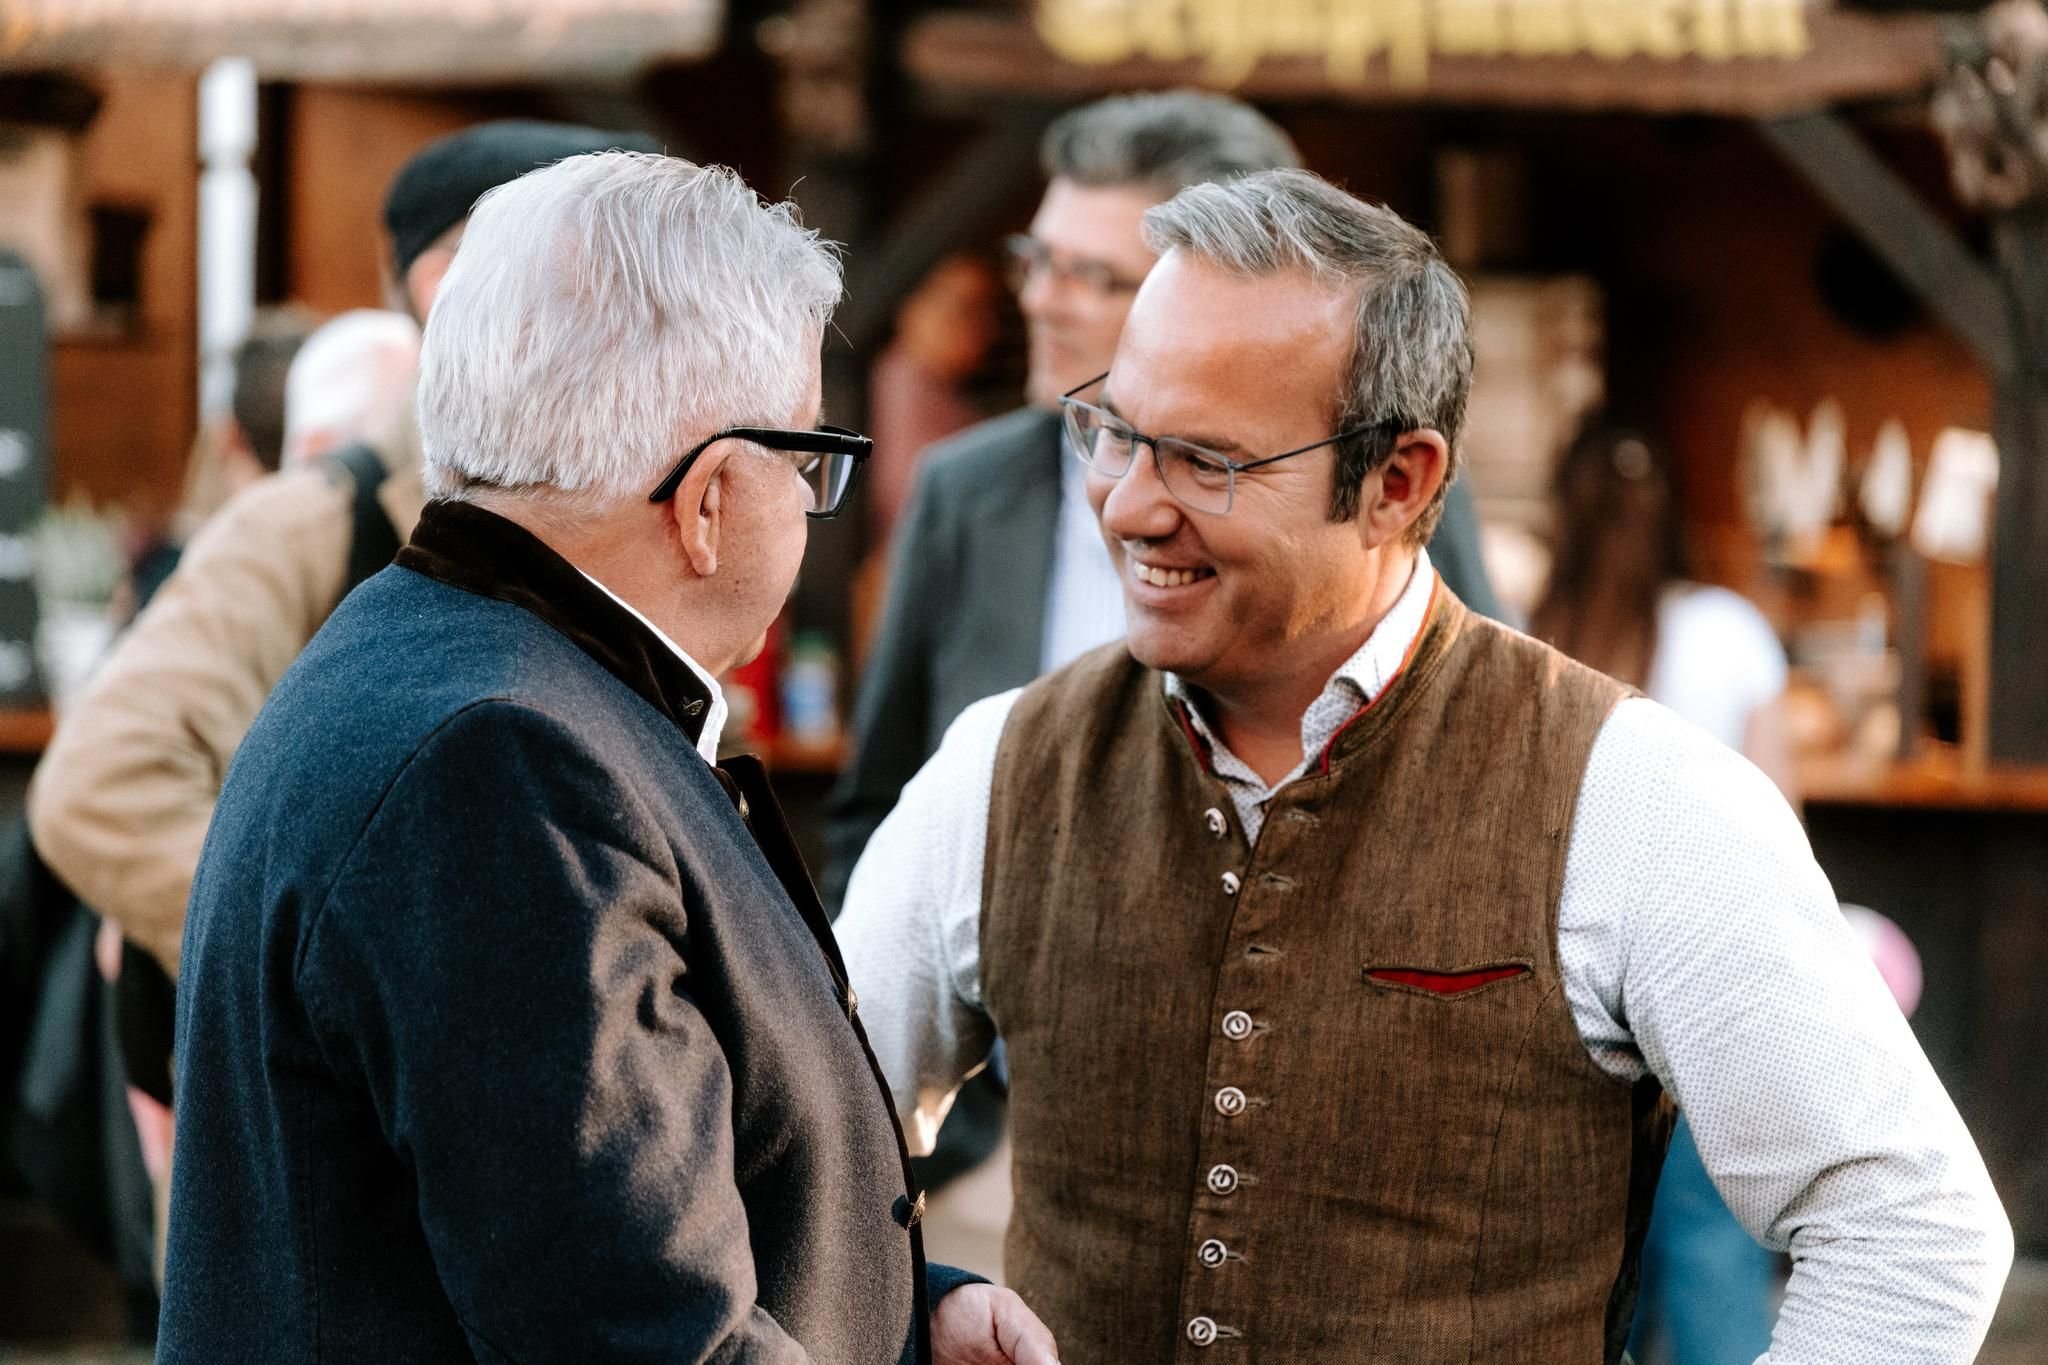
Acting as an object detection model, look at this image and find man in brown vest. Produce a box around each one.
[837,170,2012,1363]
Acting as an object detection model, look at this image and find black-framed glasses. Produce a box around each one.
[1003,235,1148,298]
[647,423,873,519]
[1057,373,1398,516]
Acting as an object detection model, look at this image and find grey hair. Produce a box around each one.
[417,152,842,504]
[1041,90,1302,199]
[1142,168,1473,543]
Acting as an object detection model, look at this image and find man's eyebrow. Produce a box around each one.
[1099,389,1249,456]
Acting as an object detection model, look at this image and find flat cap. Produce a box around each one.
[383,119,662,277]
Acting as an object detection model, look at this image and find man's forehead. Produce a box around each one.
[1116,254,1352,379]
[1030,179,1161,259]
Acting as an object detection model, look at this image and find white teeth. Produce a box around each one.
[1137,564,1203,588]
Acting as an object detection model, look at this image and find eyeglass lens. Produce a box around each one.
[1062,402,1236,515]
[796,449,856,517]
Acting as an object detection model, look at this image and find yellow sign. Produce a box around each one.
[1036,0,1812,88]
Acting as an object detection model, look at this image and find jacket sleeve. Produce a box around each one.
[27,470,353,974]
[822,462,953,914]
[298,701,817,1364]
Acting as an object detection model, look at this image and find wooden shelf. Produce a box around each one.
[1798,751,2048,815]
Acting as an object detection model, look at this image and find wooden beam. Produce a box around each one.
[0,11,721,83]
[902,9,1948,118]
[1758,110,2014,375]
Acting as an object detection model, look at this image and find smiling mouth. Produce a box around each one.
[1133,563,1216,589]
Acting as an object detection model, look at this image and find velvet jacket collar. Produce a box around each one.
[394,498,714,750]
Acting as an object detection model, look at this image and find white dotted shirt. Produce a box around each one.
[837,554,2013,1364]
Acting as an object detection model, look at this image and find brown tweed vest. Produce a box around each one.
[981,587,1672,1364]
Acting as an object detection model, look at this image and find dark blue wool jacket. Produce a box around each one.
[160,500,972,1363]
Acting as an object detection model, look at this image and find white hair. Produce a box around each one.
[282,309,421,465]
[416,152,844,503]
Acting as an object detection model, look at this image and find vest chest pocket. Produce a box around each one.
[1362,960,1533,1002]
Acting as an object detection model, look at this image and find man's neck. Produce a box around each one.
[1200,547,1419,787]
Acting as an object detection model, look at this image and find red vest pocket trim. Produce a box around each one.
[1363,963,1532,997]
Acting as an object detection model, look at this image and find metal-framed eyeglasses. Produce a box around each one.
[647,423,873,519]
[1003,235,1148,298]
[1057,373,1399,516]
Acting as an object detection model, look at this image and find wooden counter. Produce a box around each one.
[0,709,54,757]
[1798,751,2048,815]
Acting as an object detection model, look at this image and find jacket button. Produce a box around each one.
[1220,871,1241,897]
[1197,1238,1228,1269]
[1204,807,1228,839]
[1186,1316,1219,1347]
[894,1191,926,1228]
[1214,1086,1247,1118]
[1220,1010,1254,1041]
[1206,1164,1238,1196]
[845,987,859,1020]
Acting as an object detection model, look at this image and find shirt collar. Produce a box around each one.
[575,570,728,763]
[1165,546,1437,752]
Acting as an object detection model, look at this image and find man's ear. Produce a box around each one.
[404,247,456,323]
[670,446,729,579]
[1361,428,1449,548]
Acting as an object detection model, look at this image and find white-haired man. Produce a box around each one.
[281,307,420,466]
[839,169,2011,1361]
[159,153,1056,1365]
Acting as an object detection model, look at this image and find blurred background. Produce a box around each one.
[2,1,2047,1360]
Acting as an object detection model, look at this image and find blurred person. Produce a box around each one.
[159,151,1055,1365]
[1530,419,1797,1365]
[28,120,651,981]
[837,170,2011,1362]
[866,253,1001,546]
[126,311,315,611]
[279,307,420,466]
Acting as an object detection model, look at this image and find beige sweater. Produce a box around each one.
[29,437,423,974]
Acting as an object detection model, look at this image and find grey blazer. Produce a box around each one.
[822,406,1502,909]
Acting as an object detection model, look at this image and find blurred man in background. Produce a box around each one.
[280,307,419,468]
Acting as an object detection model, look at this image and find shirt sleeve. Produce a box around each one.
[836,689,1019,1155]
[822,461,953,914]
[299,701,813,1364]
[1559,698,2013,1364]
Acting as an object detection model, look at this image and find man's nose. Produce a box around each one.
[1095,445,1183,542]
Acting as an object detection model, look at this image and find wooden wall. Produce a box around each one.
[283,87,509,313]
[49,69,200,521]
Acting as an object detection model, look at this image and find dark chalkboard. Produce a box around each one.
[0,252,49,704]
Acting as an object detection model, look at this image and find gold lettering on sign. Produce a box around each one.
[1435,0,1505,58]
[1033,0,1812,86]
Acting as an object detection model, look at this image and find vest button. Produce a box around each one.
[1206,1163,1239,1196]
[1220,871,1241,896]
[1214,1086,1247,1117]
[1186,1316,1219,1347]
[1203,807,1228,839]
[1197,1238,1228,1268]
[1220,1010,1254,1041]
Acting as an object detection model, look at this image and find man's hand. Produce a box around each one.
[931,1283,1059,1364]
